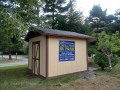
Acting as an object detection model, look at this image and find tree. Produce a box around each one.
[104,21,120,33]
[0,0,44,26]
[43,0,70,29]
[115,8,120,20]
[0,3,26,59]
[97,31,120,71]
[105,15,117,24]
[55,0,91,34]
[0,0,45,59]
[16,0,44,26]
[102,9,120,34]
[56,10,85,32]
[89,5,107,32]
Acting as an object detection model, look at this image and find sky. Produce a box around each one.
[76,0,120,17]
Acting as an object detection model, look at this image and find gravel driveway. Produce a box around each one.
[0,55,28,67]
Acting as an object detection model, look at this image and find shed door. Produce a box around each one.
[32,41,40,75]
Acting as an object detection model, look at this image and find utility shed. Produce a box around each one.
[25,26,92,79]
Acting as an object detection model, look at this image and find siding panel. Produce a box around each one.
[48,37,87,77]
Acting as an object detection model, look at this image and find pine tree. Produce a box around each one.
[43,0,70,29]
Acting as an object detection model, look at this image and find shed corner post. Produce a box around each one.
[46,36,49,79]
[86,39,89,72]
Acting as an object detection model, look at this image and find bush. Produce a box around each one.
[115,51,120,57]
[94,52,108,70]
[94,52,119,70]
[111,57,118,67]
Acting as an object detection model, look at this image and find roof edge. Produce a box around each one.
[24,26,93,42]
[45,33,93,39]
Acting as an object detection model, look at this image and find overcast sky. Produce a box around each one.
[76,0,120,17]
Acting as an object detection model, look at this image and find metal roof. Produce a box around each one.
[25,26,92,41]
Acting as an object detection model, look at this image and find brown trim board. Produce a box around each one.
[46,33,91,40]
[48,35,88,40]
[32,42,34,72]
[46,36,49,79]
[28,42,30,69]
[86,39,89,71]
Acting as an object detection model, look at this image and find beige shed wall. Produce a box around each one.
[48,37,87,77]
[28,36,46,77]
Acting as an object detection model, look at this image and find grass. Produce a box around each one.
[88,57,120,78]
[0,59,120,90]
[96,60,120,78]
[0,65,27,70]
[0,65,79,90]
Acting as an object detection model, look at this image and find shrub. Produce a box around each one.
[111,57,118,67]
[94,52,108,70]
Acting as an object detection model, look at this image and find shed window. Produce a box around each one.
[59,40,75,61]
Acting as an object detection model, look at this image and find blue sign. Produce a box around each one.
[59,40,75,61]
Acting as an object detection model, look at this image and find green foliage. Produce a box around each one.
[96,31,120,70]
[0,1,27,59]
[96,58,120,78]
[55,0,91,34]
[89,5,107,31]
[104,21,120,33]
[0,8,26,45]
[115,51,120,57]
[20,42,28,54]
[111,57,119,67]
[94,52,108,70]
[56,11,85,33]
[43,0,71,29]
[105,15,117,24]
[17,0,44,26]
[90,5,106,20]
[97,31,120,53]
[88,45,96,56]
[115,8,120,17]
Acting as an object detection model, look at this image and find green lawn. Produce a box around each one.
[0,65,79,90]
[0,59,120,90]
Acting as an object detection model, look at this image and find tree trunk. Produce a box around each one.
[52,12,55,29]
[37,3,40,26]
[108,55,112,71]
[9,47,12,60]
[16,52,17,60]
[52,3,55,29]
[2,53,3,57]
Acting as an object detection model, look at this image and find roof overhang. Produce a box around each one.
[25,26,93,42]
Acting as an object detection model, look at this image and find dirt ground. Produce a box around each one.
[31,75,120,90]
[65,75,120,90]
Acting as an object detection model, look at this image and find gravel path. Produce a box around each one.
[0,55,28,61]
[0,61,28,67]
[0,55,28,67]
[77,67,97,78]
